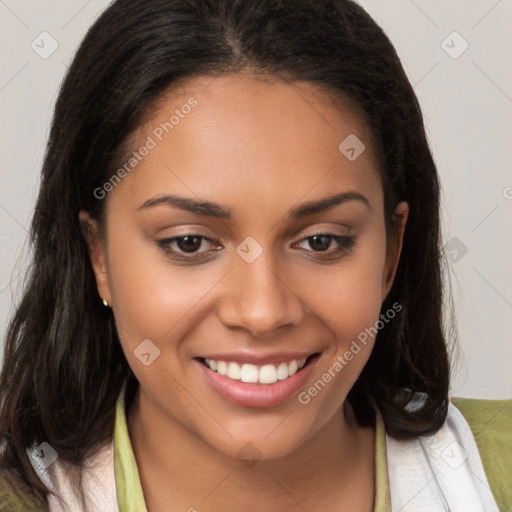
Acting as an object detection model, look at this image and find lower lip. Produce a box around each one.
[196,357,318,408]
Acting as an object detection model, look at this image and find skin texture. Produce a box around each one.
[81,72,408,511]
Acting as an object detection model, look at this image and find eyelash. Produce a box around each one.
[156,233,356,263]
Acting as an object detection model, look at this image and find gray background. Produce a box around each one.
[1,0,511,398]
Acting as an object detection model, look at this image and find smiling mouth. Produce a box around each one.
[196,354,320,385]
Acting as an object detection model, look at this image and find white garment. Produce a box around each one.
[28,438,118,512]
[386,400,499,512]
[28,401,499,511]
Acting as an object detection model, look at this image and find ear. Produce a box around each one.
[381,201,409,301]
[79,210,112,306]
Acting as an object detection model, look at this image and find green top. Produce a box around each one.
[450,397,512,511]
[1,395,511,511]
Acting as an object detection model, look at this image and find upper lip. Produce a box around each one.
[197,351,318,366]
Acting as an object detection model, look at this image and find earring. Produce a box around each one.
[102,299,109,307]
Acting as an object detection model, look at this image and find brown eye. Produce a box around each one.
[308,234,332,252]
[295,234,356,258]
[157,234,219,261]
[173,235,203,253]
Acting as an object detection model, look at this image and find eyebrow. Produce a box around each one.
[137,191,371,219]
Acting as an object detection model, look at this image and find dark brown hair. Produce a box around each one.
[0,0,455,508]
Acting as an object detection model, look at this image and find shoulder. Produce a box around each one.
[450,396,512,510]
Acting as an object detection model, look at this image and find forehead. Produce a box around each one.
[108,72,383,216]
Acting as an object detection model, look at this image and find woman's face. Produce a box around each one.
[83,72,407,460]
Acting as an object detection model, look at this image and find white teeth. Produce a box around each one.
[204,357,309,384]
[259,364,278,384]
[216,360,227,376]
[240,364,259,383]
[227,362,241,379]
[276,362,289,380]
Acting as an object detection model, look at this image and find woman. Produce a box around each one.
[0,0,510,510]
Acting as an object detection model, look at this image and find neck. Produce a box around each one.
[127,388,376,511]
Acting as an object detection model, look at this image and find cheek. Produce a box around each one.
[305,232,388,347]
[295,238,388,412]
[104,223,218,353]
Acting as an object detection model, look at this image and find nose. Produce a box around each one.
[217,250,304,338]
